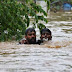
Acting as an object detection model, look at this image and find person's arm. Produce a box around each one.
[19,39,27,44]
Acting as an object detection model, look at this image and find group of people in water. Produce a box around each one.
[19,28,52,45]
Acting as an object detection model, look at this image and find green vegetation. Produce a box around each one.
[0,0,50,41]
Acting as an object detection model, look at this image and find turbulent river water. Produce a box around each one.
[0,12,72,72]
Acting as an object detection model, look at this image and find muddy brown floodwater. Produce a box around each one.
[0,12,72,72]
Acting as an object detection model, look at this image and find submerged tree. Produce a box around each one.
[0,0,50,41]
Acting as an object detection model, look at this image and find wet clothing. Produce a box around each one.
[19,39,43,45]
[36,40,43,45]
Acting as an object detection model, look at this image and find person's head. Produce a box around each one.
[25,28,36,44]
[40,28,52,41]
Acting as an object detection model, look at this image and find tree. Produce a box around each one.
[0,0,50,41]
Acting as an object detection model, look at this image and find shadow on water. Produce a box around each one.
[0,12,72,72]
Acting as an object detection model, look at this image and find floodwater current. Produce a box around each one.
[0,12,72,72]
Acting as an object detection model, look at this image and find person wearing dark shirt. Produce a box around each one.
[19,28,37,44]
[19,28,52,45]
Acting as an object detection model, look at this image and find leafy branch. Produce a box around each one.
[0,0,50,41]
